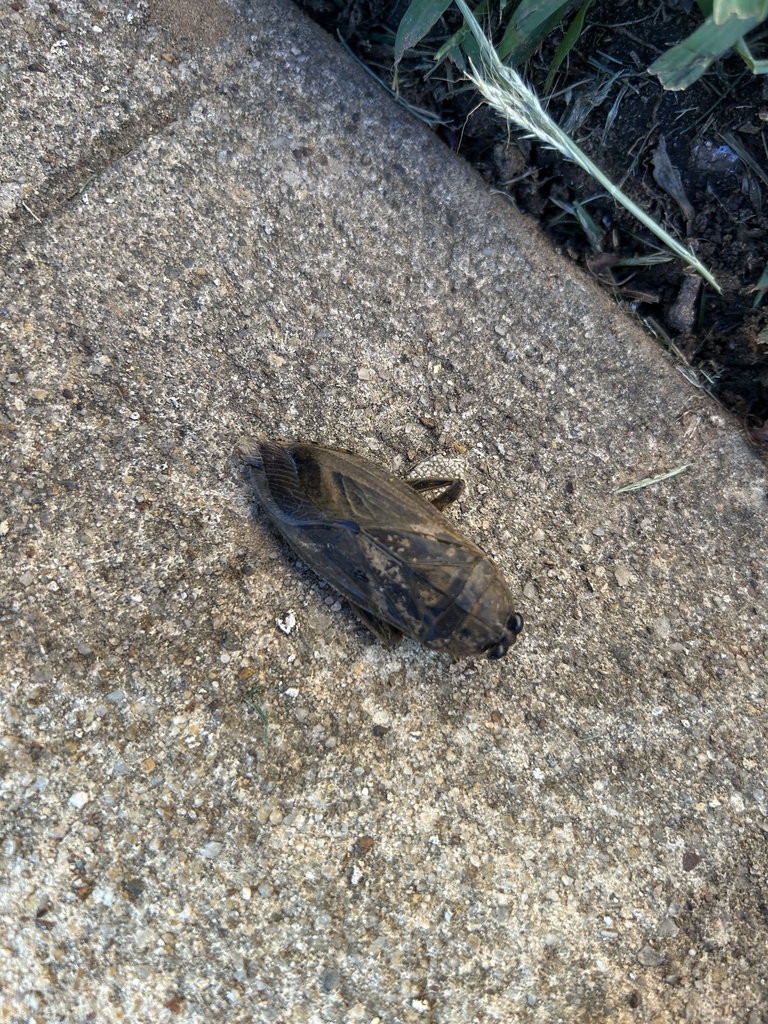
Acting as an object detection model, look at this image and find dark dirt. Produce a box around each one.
[294,0,768,445]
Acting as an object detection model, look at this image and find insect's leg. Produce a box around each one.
[408,477,465,510]
[350,604,403,648]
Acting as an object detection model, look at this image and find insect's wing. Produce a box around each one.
[246,441,508,650]
[313,458,509,644]
[248,440,458,533]
[246,441,388,608]
[245,441,331,526]
[407,477,464,510]
[286,465,484,636]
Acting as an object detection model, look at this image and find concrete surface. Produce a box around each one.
[1,1,766,1022]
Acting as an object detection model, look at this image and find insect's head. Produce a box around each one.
[484,613,524,660]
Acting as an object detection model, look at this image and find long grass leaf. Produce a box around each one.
[752,261,768,306]
[614,465,692,493]
[452,0,721,291]
[498,0,575,63]
[735,36,768,72]
[395,0,453,63]
[545,0,596,92]
[648,12,760,90]
[712,0,768,24]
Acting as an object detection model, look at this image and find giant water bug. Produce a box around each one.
[245,440,523,659]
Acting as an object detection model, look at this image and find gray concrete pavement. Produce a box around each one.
[1,1,766,1021]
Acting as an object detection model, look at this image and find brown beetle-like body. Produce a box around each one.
[245,440,523,659]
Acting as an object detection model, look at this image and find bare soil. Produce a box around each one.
[296,0,768,444]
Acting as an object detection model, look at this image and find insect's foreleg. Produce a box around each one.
[407,477,465,510]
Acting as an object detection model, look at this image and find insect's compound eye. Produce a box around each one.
[484,613,524,660]
[486,642,508,660]
[508,613,524,636]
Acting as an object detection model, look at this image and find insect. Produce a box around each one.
[244,440,523,659]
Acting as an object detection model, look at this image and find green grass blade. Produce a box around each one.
[752,261,768,306]
[434,0,492,65]
[544,0,596,92]
[498,0,575,64]
[550,195,604,251]
[572,198,604,253]
[648,12,761,90]
[395,0,453,63]
[614,465,692,493]
[712,0,768,24]
[735,36,768,71]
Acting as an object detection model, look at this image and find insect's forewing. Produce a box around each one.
[246,440,522,657]
[246,441,482,631]
[245,440,330,526]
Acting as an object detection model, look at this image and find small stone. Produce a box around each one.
[653,616,671,638]
[683,849,702,871]
[276,610,296,635]
[123,877,146,898]
[637,944,665,967]
[614,566,632,588]
[199,840,224,860]
[69,791,90,809]
[321,968,340,993]
[658,917,679,938]
[357,367,375,381]
[353,836,375,857]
